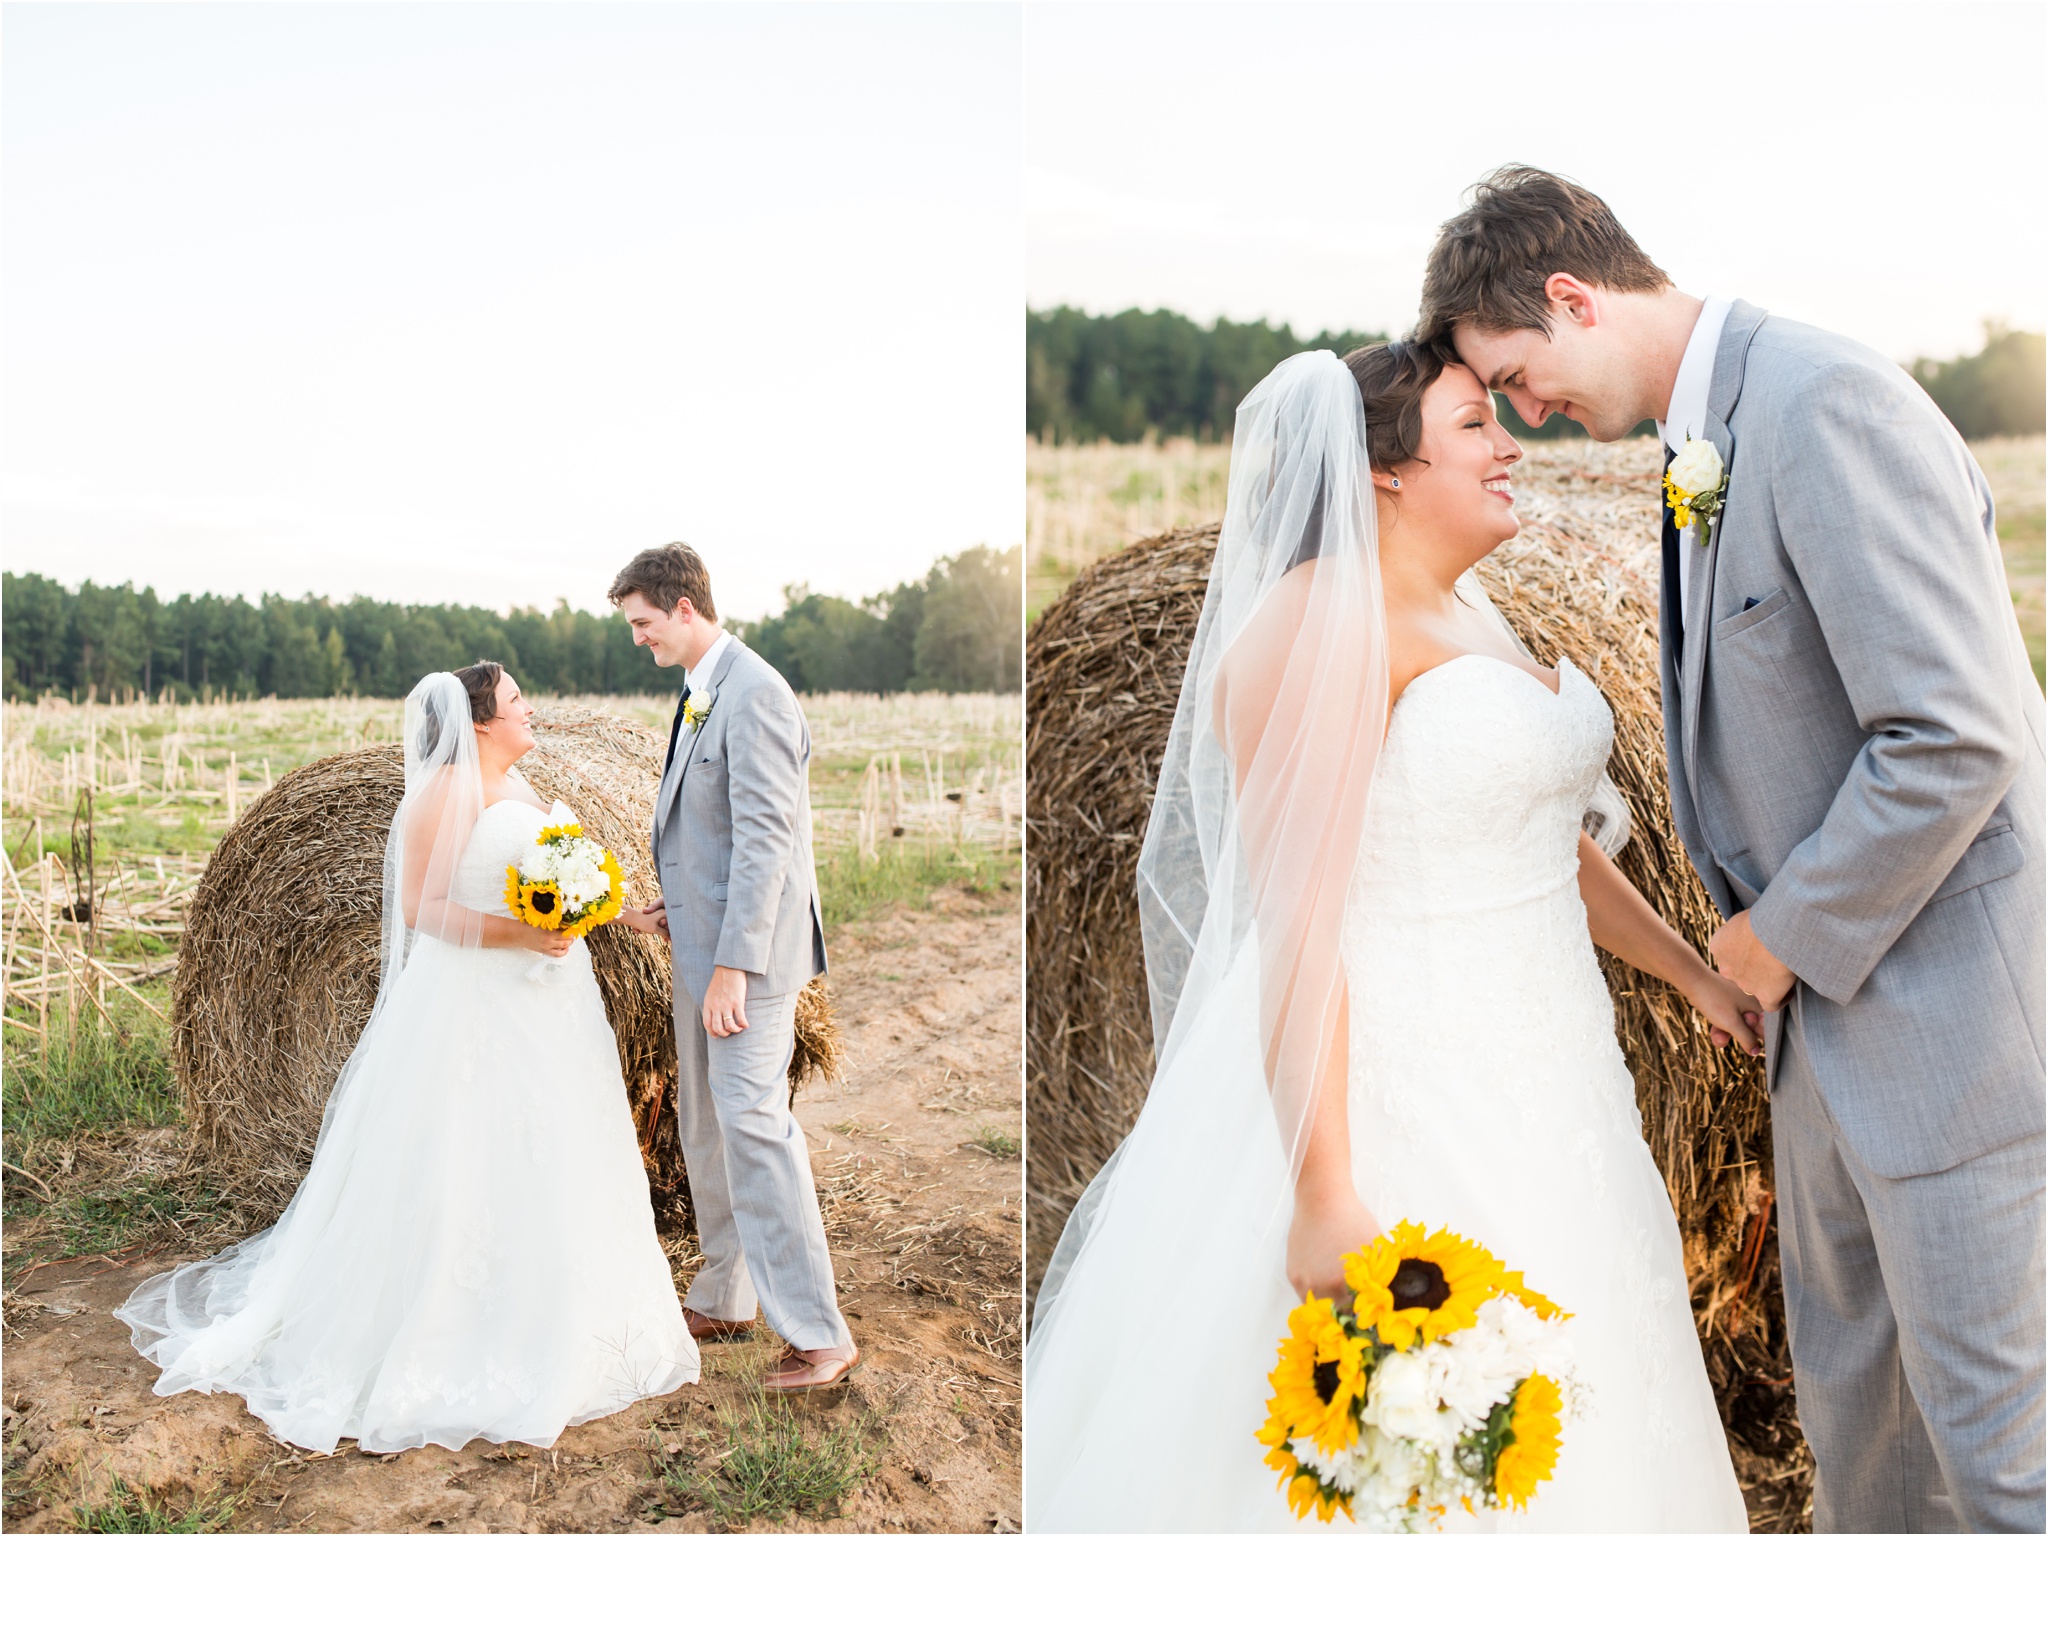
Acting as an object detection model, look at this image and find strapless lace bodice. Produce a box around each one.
[452,796,575,918]
[1354,655,1610,917]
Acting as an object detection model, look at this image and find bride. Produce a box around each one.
[117,664,699,1454]
[1025,347,1753,1531]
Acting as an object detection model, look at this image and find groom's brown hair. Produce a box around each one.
[609,541,717,622]
[1418,166,1670,346]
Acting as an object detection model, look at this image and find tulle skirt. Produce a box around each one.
[117,936,699,1454]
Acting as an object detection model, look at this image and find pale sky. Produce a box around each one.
[2,3,1023,621]
[1026,0,2046,365]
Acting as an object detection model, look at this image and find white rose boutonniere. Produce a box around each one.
[1664,437,1729,537]
[682,692,713,733]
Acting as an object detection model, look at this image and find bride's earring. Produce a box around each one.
[1390,477,1401,489]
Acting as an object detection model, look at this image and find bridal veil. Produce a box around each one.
[1026,352,1393,1526]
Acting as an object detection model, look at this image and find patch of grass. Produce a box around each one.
[1,992,178,1146]
[815,838,1018,927]
[1,992,228,1270]
[969,1126,1020,1160]
[54,1174,223,1258]
[649,1391,882,1528]
[73,1477,236,1534]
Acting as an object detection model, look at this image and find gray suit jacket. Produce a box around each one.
[1661,300,2045,1179]
[652,636,828,1005]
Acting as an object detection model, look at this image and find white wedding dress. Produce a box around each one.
[119,795,700,1454]
[1341,654,1744,1530]
[1026,654,1748,1531]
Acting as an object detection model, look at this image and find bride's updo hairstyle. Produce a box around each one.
[1341,339,1450,476]
[415,659,505,760]
[1280,341,1451,570]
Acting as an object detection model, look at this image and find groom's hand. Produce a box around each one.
[703,965,749,1037]
[1709,911,1796,1012]
[619,902,669,940]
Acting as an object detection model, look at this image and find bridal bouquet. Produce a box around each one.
[504,821,625,940]
[1258,1221,1579,1530]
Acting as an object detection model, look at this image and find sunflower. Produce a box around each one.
[1492,1373,1564,1509]
[1261,1295,1367,1456]
[1345,1220,1503,1350]
[516,878,565,929]
[536,821,583,845]
[1261,1441,1354,1524]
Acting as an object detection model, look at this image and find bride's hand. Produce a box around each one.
[1287,1183,1382,1303]
[1685,967,1764,1057]
[618,903,670,940]
[519,923,573,958]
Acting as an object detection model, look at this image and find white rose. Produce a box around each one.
[518,843,553,878]
[1668,437,1723,496]
[1366,1350,1440,1443]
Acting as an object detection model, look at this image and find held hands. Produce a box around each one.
[1684,965,1765,1057]
[1287,1180,1382,1304]
[619,901,670,941]
[702,965,749,1038]
[1708,910,1796,1014]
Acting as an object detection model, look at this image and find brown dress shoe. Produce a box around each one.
[761,1341,860,1394]
[685,1309,758,1343]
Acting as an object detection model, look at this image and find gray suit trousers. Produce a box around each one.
[1774,1011,2045,1532]
[671,970,850,1353]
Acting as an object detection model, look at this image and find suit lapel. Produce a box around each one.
[1678,414,1730,791]
[674,635,750,798]
[655,713,687,848]
[1679,301,1767,796]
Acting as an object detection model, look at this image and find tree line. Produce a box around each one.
[1,545,1022,703]
[1029,305,2047,444]
[1027,306,1386,442]
[1910,324,2046,440]
[740,545,1021,694]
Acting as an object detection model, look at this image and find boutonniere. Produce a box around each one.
[682,693,713,733]
[1663,438,1730,540]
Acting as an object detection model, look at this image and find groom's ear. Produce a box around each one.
[1544,274,1602,329]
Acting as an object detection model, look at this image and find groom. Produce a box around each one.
[611,542,858,1392]
[1422,167,2044,1532]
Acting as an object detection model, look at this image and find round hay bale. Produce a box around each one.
[173,703,842,1227]
[1026,440,1807,1526]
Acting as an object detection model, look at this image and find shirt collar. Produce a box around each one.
[686,629,732,699]
[1656,294,1732,455]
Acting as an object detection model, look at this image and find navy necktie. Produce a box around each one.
[1661,444,1683,671]
[664,681,691,774]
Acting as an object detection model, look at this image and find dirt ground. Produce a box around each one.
[2,887,1022,1534]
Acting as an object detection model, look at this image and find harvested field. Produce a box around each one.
[1027,436,1230,617]
[1028,431,2046,676]
[1025,438,1818,1528]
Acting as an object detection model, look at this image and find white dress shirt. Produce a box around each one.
[1656,295,1733,633]
[686,628,733,701]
